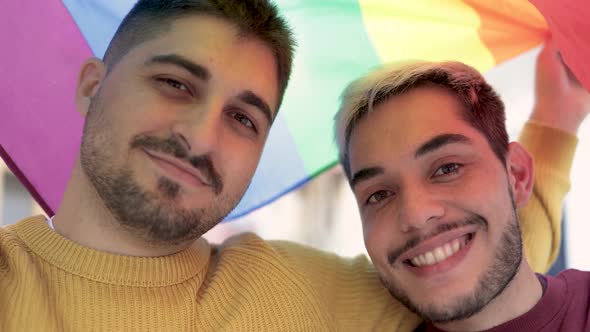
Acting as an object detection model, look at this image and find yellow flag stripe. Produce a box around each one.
[359,0,496,72]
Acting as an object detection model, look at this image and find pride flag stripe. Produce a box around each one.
[0,0,90,216]
[466,0,547,65]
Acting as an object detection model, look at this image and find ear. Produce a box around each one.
[506,142,534,208]
[76,58,106,118]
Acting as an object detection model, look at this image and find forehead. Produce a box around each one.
[145,15,245,59]
[348,86,487,169]
[115,15,279,107]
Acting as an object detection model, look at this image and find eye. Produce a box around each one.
[164,78,188,90]
[433,163,462,177]
[366,190,394,205]
[230,111,257,131]
[156,77,193,97]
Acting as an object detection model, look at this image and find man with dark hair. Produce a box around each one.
[0,1,580,330]
[103,0,295,108]
[336,42,590,331]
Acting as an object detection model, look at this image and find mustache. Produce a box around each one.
[130,135,223,194]
[387,215,487,266]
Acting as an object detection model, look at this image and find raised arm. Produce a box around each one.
[518,40,589,272]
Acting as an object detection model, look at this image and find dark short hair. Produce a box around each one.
[335,61,509,180]
[103,0,295,108]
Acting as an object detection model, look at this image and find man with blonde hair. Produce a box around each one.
[335,43,589,331]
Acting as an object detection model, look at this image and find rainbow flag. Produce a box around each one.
[0,0,554,219]
[529,0,590,92]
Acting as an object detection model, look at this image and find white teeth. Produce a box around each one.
[425,252,436,265]
[411,257,421,266]
[452,239,460,253]
[410,235,468,267]
[418,255,427,266]
[444,243,453,257]
[433,247,446,262]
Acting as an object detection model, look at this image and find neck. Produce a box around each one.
[435,259,542,332]
[53,159,192,257]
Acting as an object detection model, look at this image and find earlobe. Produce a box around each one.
[506,142,534,208]
[76,58,106,117]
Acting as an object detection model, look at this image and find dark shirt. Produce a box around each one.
[418,269,590,331]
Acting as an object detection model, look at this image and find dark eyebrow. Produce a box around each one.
[236,90,273,125]
[145,54,210,81]
[415,134,472,159]
[350,166,384,189]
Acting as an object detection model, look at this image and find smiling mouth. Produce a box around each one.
[143,149,210,187]
[405,233,475,267]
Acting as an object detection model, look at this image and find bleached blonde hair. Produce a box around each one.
[334,61,508,179]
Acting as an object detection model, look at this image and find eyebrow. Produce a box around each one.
[350,133,471,189]
[414,133,472,159]
[350,166,384,189]
[145,54,210,81]
[236,91,273,126]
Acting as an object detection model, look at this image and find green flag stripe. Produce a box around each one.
[276,0,382,175]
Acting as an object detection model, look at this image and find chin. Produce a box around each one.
[419,278,480,302]
[418,290,472,309]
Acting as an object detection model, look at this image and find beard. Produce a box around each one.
[382,191,522,323]
[79,96,241,246]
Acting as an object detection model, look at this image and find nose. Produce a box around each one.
[398,184,445,233]
[171,101,222,155]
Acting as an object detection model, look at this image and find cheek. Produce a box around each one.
[362,217,393,266]
[97,99,165,140]
[447,172,503,217]
[466,177,510,220]
[219,137,263,180]
[103,80,180,134]
[487,195,516,239]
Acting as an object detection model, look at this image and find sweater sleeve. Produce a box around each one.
[269,240,422,331]
[518,121,578,273]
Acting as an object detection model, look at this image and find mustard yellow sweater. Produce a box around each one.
[0,123,577,331]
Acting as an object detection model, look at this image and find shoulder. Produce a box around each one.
[211,232,371,275]
[213,234,419,329]
[556,269,590,287]
[212,234,373,296]
[267,238,376,275]
[549,269,590,306]
[550,269,590,329]
[0,217,39,261]
[1,216,44,283]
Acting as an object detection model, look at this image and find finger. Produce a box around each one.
[537,38,560,65]
[557,52,583,87]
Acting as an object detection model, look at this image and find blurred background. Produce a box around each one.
[2,46,589,272]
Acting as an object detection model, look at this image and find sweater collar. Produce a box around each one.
[16,216,211,287]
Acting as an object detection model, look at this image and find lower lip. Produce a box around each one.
[404,233,476,277]
[145,152,207,189]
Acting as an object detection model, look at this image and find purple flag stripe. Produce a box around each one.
[0,145,52,215]
[0,0,93,215]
